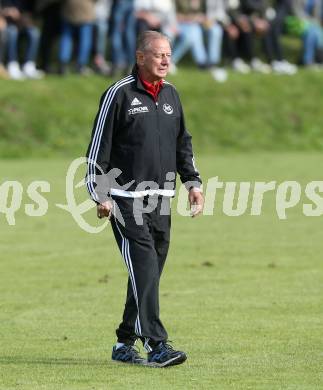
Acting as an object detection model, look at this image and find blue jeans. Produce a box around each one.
[302,24,323,65]
[59,21,93,66]
[6,24,40,63]
[172,23,207,66]
[95,18,108,57]
[110,0,136,67]
[206,23,223,65]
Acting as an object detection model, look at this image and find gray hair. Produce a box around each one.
[136,31,171,52]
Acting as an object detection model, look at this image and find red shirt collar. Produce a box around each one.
[139,74,164,101]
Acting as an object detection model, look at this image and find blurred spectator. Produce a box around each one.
[171,0,208,70]
[110,0,136,75]
[293,0,323,66]
[135,0,178,40]
[235,0,272,73]
[2,0,43,79]
[205,0,227,81]
[217,0,252,73]
[59,0,96,74]
[93,0,112,75]
[263,0,297,74]
[36,0,62,73]
[0,0,9,78]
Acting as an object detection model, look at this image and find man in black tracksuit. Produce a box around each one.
[86,31,204,368]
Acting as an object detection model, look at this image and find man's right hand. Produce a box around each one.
[97,200,113,219]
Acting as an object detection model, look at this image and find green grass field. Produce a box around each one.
[2,68,323,158]
[1,153,323,389]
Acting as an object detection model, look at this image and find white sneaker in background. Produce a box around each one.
[7,61,25,80]
[22,61,44,79]
[210,67,228,83]
[281,60,297,75]
[272,60,297,75]
[271,60,284,74]
[232,58,251,74]
[251,58,272,74]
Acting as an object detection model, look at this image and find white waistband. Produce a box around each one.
[110,188,175,198]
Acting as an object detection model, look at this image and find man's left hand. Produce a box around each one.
[188,188,204,218]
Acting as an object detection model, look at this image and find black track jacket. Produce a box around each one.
[86,68,202,203]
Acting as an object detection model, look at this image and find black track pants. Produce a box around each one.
[110,196,171,351]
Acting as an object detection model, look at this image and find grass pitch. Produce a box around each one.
[1,153,323,389]
[2,68,323,157]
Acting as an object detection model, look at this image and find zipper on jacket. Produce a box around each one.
[139,88,163,185]
[155,96,162,186]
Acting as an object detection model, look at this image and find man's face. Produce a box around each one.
[137,39,172,81]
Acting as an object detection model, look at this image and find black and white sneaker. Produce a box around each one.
[147,342,187,367]
[111,344,146,365]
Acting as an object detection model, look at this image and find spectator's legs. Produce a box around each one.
[59,21,74,66]
[189,24,208,67]
[263,23,283,63]
[243,27,272,73]
[39,3,61,72]
[6,24,19,63]
[20,26,43,79]
[269,2,289,62]
[6,24,25,79]
[238,30,254,62]
[264,15,297,74]
[93,18,111,74]
[95,18,108,59]
[206,23,228,81]
[224,26,251,73]
[263,2,288,64]
[124,2,136,68]
[206,23,223,66]
[0,28,5,64]
[263,26,275,63]
[302,25,319,65]
[172,23,208,69]
[223,30,239,61]
[0,27,8,78]
[172,23,192,65]
[268,0,295,66]
[111,1,126,69]
[24,26,40,63]
[77,23,94,69]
